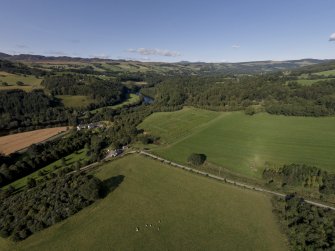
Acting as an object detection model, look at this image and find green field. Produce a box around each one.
[56,95,94,108]
[0,72,42,91]
[91,93,140,113]
[5,149,88,191]
[139,107,220,144]
[296,78,335,86]
[139,107,335,178]
[315,69,335,76]
[1,154,287,251]
[109,93,140,109]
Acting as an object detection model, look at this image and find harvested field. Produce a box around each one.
[0,127,68,155]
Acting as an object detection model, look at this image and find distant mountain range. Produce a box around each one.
[0,52,332,74]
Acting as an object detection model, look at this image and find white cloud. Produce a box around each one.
[232,45,241,49]
[45,50,68,56]
[117,56,151,61]
[89,53,110,59]
[127,48,181,57]
[330,33,335,41]
[44,51,81,57]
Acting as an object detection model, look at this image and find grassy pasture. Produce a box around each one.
[139,108,335,178]
[296,78,335,86]
[56,95,95,108]
[0,127,69,155]
[315,69,335,76]
[4,148,88,191]
[138,107,220,144]
[1,155,287,251]
[123,80,148,86]
[0,72,42,91]
[109,93,140,109]
[90,93,140,113]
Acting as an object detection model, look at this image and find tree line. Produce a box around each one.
[0,59,46,77]
[42,74,127,109]
[141,75,335,116]
[290,60,335,76]
[0,74,130,132]
[263,163,335,197]
[0,130,92,187]
[0,89,72,131]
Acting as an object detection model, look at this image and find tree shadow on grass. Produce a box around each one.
[101,175,125,197]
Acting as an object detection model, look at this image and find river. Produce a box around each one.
[136,92,154,104]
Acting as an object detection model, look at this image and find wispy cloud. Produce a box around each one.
[232,44,241,49]
[330,33,335,41]
[89,53,110,59]
[16,44,29,49]
[117,56,151,61]
[127,48,181,57]
[45,50,68,56]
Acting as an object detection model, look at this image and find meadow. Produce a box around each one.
[0,72,42,91]
[315,69,335,76]
[0,154,287,251]
[296,78,335,85]
[56,95,95,108]
[90,93,140,113]
[0,127,68,155]
[138,107,221,144]
[139,108,335,178]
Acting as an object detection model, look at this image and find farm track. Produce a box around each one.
[138,151,335,211]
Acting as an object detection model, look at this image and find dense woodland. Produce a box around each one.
[0,59,46,77]
[0,89,71,131]
[0,74,128,132]
[263,163,335,196]
[141,75,335,116]
[42,74,127,109]
[290,60,335,76]
[273,195,335,250]
[0,173,105,241]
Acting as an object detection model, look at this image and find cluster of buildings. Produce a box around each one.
[76,122,104,131]
[106,146,128,158]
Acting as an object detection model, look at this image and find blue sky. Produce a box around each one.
[0,0,334,62]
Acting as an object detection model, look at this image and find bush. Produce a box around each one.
[26,178,36,189]
[187,153,207,165]
[244,106,256,115]
[16,81,25,86]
